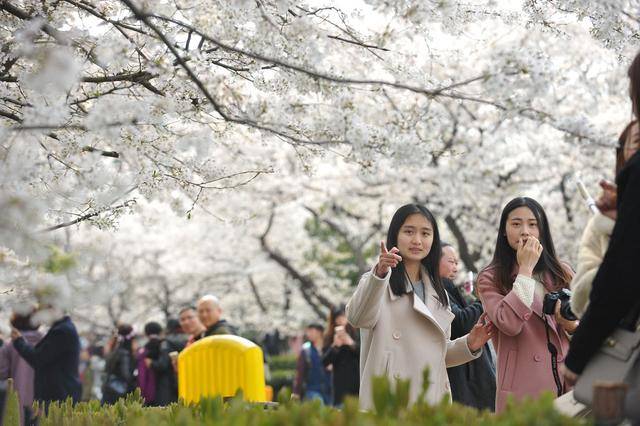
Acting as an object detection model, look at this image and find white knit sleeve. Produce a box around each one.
[512,274,536,307]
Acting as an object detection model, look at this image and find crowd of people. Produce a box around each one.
[1,48,638,426]
[291,306,360,407]
[0,295,239,425]
[291,242,497,410]
[337,50,640,419]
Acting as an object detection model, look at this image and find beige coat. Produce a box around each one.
[570,212,615,318]
[346,266,480,410]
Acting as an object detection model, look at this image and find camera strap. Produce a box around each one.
[543,315,564,397]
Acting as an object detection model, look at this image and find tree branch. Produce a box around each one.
[120,0,348,147]
[146,12,510,100]
[41,200,136,232]
[248,275,268,314]
[303,205,368,275]
[444,214,480,273]
[260,209,331,318]
[327,35,390,51]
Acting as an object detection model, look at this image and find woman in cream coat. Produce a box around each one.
[571,120,638,318]
[347,204,493,410]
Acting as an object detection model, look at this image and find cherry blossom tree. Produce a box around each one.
[0,0,637,329]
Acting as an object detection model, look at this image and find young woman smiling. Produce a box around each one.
[346,203,493,410]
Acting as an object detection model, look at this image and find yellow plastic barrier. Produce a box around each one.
[178,335,267,403]
[265,385,273,402]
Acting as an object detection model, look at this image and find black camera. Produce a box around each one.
[542,288,577,321]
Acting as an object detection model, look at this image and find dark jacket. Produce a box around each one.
[13,316,82,406]
[322,333,359,406]
[444,279,497,411]
[102,344,135,404]
[566,151,640,374]
[150,334,186,406]
[202,319,235,337]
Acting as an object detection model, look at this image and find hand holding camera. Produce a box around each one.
[516,236,543,277]
[542,288,579,333]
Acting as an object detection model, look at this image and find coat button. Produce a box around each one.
[557,355,564,362]
[392,331,401,340]
[523,313,531,320]
[394,373,401,379]
[534,354,542,362]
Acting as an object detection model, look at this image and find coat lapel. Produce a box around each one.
[387,268,454,337]
[411,293,446,334]
[414,271,454,336]
[416,292,454,337]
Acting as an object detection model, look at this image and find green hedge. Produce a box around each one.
[4,372,590,426]
[267,369,295,396]
[268,354,297,371]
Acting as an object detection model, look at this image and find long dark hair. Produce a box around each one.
[488,197,571,294]
[386,204,447,307]
[323,304,356,348]
[628,51,640,118]
[116,323,134,352]
[617,120,639,176]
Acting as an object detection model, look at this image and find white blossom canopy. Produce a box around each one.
[0,0,637,331]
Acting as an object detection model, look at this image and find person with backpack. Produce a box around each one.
[292,323,332,404]
[101,324,136,404]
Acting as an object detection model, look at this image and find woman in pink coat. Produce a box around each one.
[477,197,578,413]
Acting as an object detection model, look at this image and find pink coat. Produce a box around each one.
[0,330,43,408]
[477,266,570,412]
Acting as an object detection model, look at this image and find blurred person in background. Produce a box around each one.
[11,305,82,411]
[0,309,42,425]
[101,324,136,404]
[138,321,162,406]
[196,295,236,337]
[179,305,206,347]
[147,318,185,405]
[293,323,332,404]
[440,244,496,411]
[322,306,359,407]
